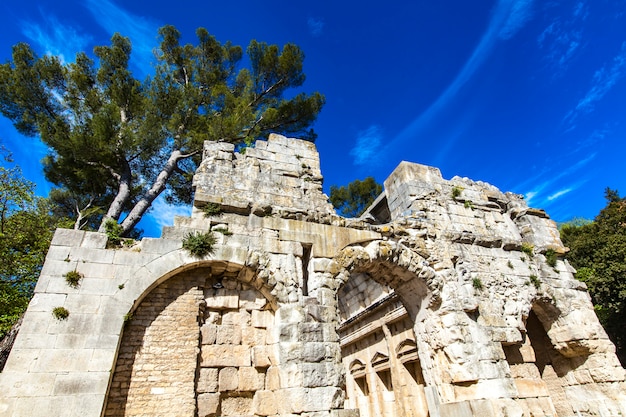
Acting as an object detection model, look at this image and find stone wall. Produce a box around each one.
[1,133,625,417]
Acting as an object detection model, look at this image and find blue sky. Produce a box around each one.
[1,0,625,237]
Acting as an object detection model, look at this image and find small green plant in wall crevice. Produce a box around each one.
[452,186,464,199]
[472,277,484,290]
[544,248,558,268]
[182,231,217,257]
[521,242,534,258]
[52,306,70,320]
[529,274,541,289]
[202,203,223,218]
[64,270,83,288]
[213,227,233,236]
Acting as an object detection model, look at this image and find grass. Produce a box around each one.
[529,274,541,289]
[182,231,217,257]
[213,227,233,236]
[64,270,83,288]
[202,203,222,217]
[472,277,484,290]
[52,306,70,320]
[521,242,534,258]
[452,186,463,199]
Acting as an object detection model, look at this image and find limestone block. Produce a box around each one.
[302,387,344,412]
[52,372,109,395]
[252,310,274,328]
[216,325,242,345]
[197,393,220,417]
[265,366,281,390]
[239,366,265,391]
[302,363,342,388]
[276,388,305,414]
[198,368,219,393]
[201,345,251,367]
[205,289,239,309]
[252,390,278,416]
[50,228,86,247]
[239,289,267,310]
[201,324,218,345]
[513,378,550,398]
[242,326,266,346]
[223,309,251,326]
[219,367,239,391]
[221,395,253,416]
[252,345,276,368]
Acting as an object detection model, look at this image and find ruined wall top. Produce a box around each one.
[193,133,336,220]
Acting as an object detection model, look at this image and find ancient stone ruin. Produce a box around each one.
[1,133,625,417]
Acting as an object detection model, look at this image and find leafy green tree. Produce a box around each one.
[329,177,382,218]
[0,158,60,340]
[0,25,324,236]
[560,188,626,365]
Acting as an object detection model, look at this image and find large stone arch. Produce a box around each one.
[103,259,279,417]
[332,239,441,417]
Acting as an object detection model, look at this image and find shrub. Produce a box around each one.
[182,231,217,257]
[64,270,83,288]
[104,219,124,246]
[202,203,222,217]
[52,306,70,320]
[544,248,557,268]
[452,186,463,199]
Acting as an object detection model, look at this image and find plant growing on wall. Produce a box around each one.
[64,271,83,288]
[182,231,216,257]
[52,307,70,320]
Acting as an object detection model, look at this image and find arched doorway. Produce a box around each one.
[103,263,276,417]
[334,241,434,417]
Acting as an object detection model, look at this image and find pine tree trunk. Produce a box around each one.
[119,150,187,235]
[0,314,23,372]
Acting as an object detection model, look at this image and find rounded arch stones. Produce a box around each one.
[331,239,443,322]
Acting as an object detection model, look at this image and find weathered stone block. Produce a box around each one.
[216,325,242,345]
[197,393,220,417]
[219,367,239,391]
[221,394,253,416]
[201,345,251,367]
[201,324,218,345]
[238,366,265,391]
[198,368,219,393]
[252,390,277,416]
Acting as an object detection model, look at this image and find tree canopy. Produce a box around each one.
[560,187,626,365]
[329,177,382,218]
[0,25,324,236]
[0,155,60,340]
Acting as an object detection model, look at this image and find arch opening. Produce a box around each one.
[337,256,431,417]
[103,263,276,417]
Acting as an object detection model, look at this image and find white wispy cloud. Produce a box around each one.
[547,187,572,201]
[386,0,535,149]
[498,0,534,40]
[564,41,626,126]
[519,153,595,207]
[537,2,587,76]
[307,17,325,37]
[85,0,160,72]
[147,196,192,230]
[350,125,383,166]
[20,13,91,63]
